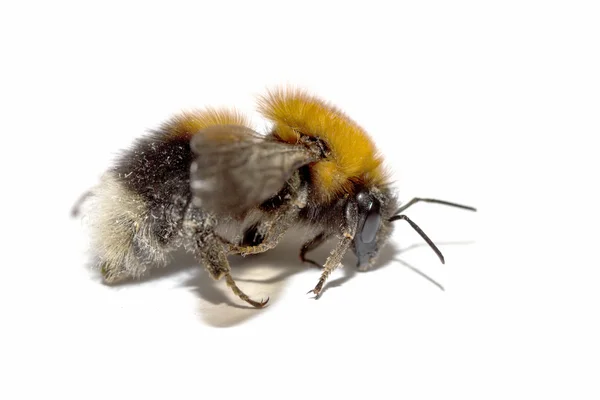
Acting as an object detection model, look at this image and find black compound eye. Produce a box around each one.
[361,208,381,243]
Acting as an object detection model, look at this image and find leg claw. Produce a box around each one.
[247,297,270,308]
[246,297,270,308]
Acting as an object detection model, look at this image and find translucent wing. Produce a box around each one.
[190,124,316,215]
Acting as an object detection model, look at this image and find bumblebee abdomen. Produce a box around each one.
[113,109,252,208]
[114,135,191,203]
[162,109,251,140]
[88,173,169,283]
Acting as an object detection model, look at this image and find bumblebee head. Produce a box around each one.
[351,189,478,270]
[350,188,397,271]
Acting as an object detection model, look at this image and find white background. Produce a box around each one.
[1,1,599,399]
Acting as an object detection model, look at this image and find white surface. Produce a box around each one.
[2,1,599,399]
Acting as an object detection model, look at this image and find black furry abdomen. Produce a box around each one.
[114,133,192,203]
[114,132,193,244]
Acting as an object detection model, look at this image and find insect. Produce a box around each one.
[77,89,476,308]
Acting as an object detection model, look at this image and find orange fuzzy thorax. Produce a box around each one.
[165,109,250,139]
[258,89,387,202]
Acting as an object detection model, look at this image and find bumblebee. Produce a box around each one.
[80,89,475,308]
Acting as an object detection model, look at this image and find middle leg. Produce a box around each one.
[228,206,297,256]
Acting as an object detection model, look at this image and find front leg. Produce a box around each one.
[307,233,353,298]
[307,200,359,298]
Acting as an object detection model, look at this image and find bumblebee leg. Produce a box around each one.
[224,273,269,308]
[240,222,265,247]
[228,221,284,256]
[71,189,94,217]
[196,233,269,308]
[299,232,330,268]
[307,234,353,298]
[306,201,358,298]
[100,261,130,284]
[228,208,295,256]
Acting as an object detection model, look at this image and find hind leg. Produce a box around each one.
[98,230,168,284]
[94,229,145,284]
[195,232,268,308]
[100,260,130,284]
[71,190,94,217]
[94,211,171,284]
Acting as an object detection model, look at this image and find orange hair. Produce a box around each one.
[258,89,387,202]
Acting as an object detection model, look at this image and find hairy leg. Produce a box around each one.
[228,206,296,256]
[307,201,358,298]
[195,232,268,308]
[307,233,353,298]
[299,232,330,268]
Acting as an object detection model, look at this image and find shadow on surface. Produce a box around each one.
[95,232,474,327]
